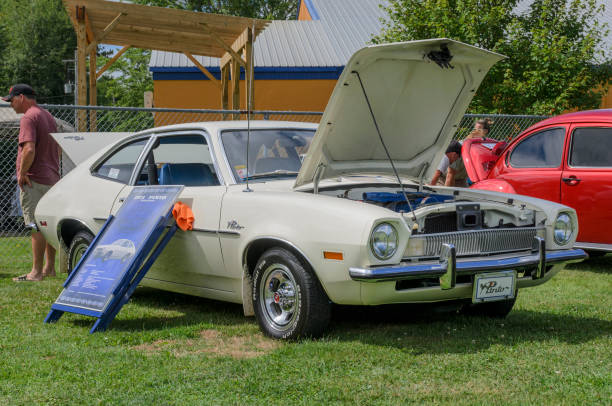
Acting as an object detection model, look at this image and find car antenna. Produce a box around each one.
[244,23,256,193]
[352,70,419,230]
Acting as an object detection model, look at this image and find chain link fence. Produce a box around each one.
[0,103,547,269]
[455,113,548,142]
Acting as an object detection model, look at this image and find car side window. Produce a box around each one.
[93,139,148,184]
[569,127,612,167]
[138,134,221,186]
[509,128,565,168]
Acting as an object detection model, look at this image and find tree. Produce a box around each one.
[137,0,297,19]
[0,7,10,89]
[0,0,76,104]
[97,49,153,107]
[373,0,611,115]
[94,48,155,131]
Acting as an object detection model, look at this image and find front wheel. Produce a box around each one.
[67,230,94,274]
[253,248,331,340]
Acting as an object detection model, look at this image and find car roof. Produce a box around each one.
[499,109,612,157]
[136,120,319,136]
[525,109,612,131]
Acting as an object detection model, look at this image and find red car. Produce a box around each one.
[465,109,612,253]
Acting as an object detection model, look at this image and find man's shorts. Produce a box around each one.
[19,180,53,227]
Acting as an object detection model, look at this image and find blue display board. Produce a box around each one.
[44,185,183,333]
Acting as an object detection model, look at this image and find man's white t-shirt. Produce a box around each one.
[438,154,451,173]
[438,155,462,172]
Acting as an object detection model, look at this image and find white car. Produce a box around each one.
[36,39,586,339]
[92,238,136,262]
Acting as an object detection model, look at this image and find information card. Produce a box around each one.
[45,185,183,332]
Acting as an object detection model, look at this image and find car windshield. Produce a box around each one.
[221,129,315,182]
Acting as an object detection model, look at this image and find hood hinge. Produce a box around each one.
[313,163,326,194]
[425,44,454,69]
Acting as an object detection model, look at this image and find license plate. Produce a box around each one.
[472,271,516,303]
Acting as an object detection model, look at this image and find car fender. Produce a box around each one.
[229,191,372,269]
[219,186,406,304]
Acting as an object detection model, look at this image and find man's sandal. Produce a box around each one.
[12,274,41,282]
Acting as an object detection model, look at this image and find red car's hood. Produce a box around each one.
[462,138,507,182]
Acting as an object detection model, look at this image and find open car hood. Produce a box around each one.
[461,138,508,182]
[294,39,504,188]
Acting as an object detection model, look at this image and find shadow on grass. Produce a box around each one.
[69,287,245,332]
[67,284,612,354]
[0,273,20,279]
[566,254,612,274]
[326,303,612,354]
[48,240,607,345]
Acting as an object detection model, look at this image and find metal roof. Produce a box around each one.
[150,0,610,71]
[150,0,386,70]
[305,0,388,62]
[150,20,342,70]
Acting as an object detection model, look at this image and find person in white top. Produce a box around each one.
[430,140,462,186]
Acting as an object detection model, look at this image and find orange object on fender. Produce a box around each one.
[172,201,194,231]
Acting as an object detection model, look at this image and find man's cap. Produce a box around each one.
[445,140,462,156]
[2,84,36,102]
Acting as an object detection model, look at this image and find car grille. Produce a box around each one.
[405,226,545,258]
[423,212,457,233]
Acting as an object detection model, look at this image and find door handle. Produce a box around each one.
[562,176,581,185]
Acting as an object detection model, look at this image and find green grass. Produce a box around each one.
[0,254,610,405]
[0,237,31,269]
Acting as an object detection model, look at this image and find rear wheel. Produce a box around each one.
[253,247,331,339]
[461,295,517,318]
[67,230,94,274]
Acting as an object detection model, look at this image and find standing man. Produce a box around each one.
[3,84,60,281]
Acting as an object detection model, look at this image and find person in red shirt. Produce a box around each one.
[3,84,60,281]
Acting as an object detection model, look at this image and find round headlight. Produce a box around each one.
[370,222,398,260]
[554,213,573,245]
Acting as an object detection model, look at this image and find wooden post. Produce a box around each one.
[231,57,240,120]
[89,46,97,131]
[245,27,254,115]
[76,6,88,131]
[221,64,230,119]
[184,52,221,89]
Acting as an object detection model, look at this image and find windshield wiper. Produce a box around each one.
[245,170,299,180]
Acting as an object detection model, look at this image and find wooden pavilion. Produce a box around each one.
[62,0,269,130]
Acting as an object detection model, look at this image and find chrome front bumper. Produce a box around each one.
[350,237,587,288]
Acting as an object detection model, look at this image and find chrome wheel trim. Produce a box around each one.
[71,242,89,270]
[259,263,299,332]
